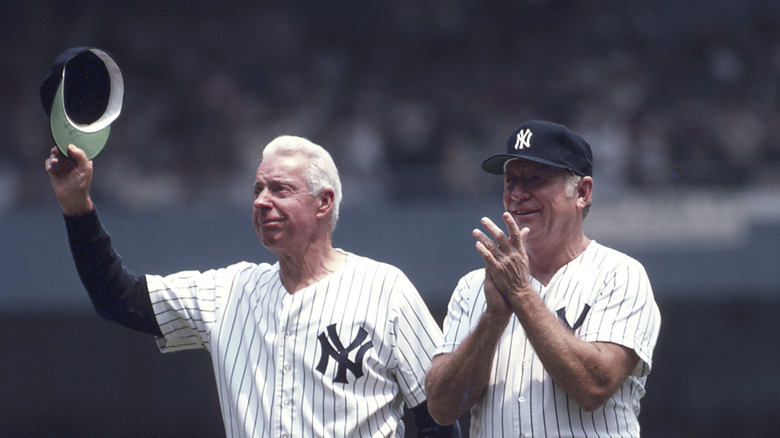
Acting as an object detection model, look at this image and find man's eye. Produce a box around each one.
[273,185,294,196]
[524,176,547,188]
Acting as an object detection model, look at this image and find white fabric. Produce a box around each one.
[148,252,442,438]
[437,241,661,438]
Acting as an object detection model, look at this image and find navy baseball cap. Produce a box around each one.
[481,120,593,176]
[40,47,124,159]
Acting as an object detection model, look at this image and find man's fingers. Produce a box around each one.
[473,229,495,260]
[67,144,90,166]
[480,216,511,249]
[45,147,60,169]
[502,212,531,249]
[48,144,92,175]
[518,226,530,241]
[502,212,521,244]
[45,149,72,174]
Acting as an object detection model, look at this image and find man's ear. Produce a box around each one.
[315,189,335,219]
[577,176,593,210]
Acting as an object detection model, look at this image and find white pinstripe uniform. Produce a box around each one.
[146,251,442,438]
[437,241,661,438]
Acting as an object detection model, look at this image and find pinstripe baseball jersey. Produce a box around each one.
[146,251,442,438]
[436,241,661,438]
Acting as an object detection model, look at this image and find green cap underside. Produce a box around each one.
[49,82,110,160]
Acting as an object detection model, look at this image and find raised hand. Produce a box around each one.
[45,144,94,216]
[473,212,533,312]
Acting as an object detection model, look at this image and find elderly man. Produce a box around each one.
[425,120,661,437]
[46,136,457,437]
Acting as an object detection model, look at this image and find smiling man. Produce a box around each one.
[46,135,458,437]
[425,120,661,437]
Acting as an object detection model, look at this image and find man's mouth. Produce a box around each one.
[514,210,539,217]
[260,217,284,227]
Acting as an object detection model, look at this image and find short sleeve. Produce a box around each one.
[579,259,661,376]
[147,262,256,353]
[390,273,445,408]
[437,269,486,356]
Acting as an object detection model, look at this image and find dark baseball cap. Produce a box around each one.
[40,47,124,159]
[481,120,593,176]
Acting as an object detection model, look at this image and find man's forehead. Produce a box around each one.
[256,155,307,182]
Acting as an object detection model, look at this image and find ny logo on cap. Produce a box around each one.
[514,129,533,150]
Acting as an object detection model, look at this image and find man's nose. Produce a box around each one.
[254,189,271,208]
[509,183,532,201]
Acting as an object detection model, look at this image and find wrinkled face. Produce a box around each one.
[252,154,321,254]
[502,159,582,248]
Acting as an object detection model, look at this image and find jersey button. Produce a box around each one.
[518,396,526,403]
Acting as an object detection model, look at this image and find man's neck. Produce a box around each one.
[277,245,347,294]
[528,234,590,286]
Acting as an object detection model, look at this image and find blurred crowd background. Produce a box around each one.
[2,0,779,211]
[2,1,780,437]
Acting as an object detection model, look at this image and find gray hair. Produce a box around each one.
[564,172,591,219]
[262,135,343,231]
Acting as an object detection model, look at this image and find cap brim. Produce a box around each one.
[50,81,110,159]
[43,47,123,160]
[481,154,572,175]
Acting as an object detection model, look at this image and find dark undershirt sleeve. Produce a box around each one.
[411,401,461,438]
[64,208,163,337]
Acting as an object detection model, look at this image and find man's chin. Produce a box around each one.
[256,229,281,248]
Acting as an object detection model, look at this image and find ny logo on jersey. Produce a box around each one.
[316,324,373,384]
[514,128,533,150]
[556,304,591,332]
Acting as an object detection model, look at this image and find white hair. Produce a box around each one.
[262,135,343,231]
[564,172,581,197]
[564,172,591,219]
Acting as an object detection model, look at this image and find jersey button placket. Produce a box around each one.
[278,294,296,438]
[517,374,533,434]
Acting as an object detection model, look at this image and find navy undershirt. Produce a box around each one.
[64,209,162,336]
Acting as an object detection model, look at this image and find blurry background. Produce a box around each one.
[2,0,779,436]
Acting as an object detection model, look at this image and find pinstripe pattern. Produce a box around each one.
[437,241,661,438]
[147,252,442,438]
